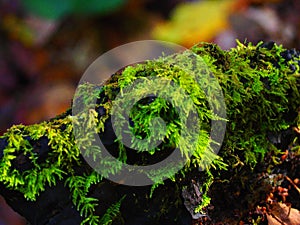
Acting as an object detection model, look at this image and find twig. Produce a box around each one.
[285,176,300,194]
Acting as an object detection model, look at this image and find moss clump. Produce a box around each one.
[0,41,299,224]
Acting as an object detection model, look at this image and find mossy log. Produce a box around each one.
[0,41,299,225]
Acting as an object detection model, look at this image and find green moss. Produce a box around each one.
[1,117,77,200]
[0,41,299,224]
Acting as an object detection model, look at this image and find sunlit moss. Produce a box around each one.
[0,41,299,223]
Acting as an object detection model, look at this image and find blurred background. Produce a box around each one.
[0,0,299,224]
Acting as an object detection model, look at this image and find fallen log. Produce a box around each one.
[0,41,299,225]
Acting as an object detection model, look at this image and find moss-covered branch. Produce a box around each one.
[0,41,299,225]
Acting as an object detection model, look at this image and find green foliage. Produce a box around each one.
[192,41,299,174]
[66,172,101,221]
[66,172,102,224]
[21,0,126,20]
[0,41,299,222]
[194,171,214,214]
[99,195,126,225]
[0,117,78,200]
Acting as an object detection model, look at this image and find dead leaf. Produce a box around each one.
[152,0,235,47]
[267,203,300,225]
